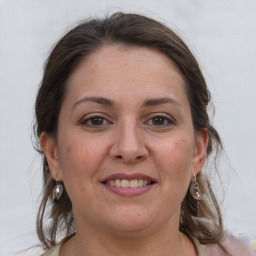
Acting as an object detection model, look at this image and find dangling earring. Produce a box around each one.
[53,178,63,202]
[189,171,204,200]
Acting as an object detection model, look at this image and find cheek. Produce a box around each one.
[152,134,194,194]
[57,133,108,193]
[155,133,194,169]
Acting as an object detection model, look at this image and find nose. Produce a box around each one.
[109,122,149,163]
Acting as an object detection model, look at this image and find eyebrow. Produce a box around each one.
[72,96,114,109]
[72,96,180,110]
[142,97,181,107]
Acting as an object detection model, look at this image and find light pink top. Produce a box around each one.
[192,233,256,256]
[42,233,256,256]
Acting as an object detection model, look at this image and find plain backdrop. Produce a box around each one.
[0,0,255,255]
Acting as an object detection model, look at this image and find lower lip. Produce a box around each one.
[102,183,156,196]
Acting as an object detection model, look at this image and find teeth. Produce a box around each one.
[105,179,153,188]
[115,179,121,187]
[121,179,129,188]
[138,179,143,186]
[130,179,138,188]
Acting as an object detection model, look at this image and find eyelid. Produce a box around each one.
[82,112,107,119]
[144,112,176,125]
[79,112,113,126]
[146,112,175,120]
[79,112,175,127]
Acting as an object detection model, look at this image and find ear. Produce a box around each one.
[40,132,63,181]
[192,128,209,176]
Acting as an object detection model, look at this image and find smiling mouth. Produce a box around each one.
[101,173,157,196]
[103,179,156,188]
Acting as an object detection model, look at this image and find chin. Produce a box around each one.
[101,206,158,235]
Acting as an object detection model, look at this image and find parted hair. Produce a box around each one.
[34,12,224,249]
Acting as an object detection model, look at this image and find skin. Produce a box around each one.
[41,45,208,256]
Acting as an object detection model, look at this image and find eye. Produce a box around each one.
[151,116,167,125]
[146,114,174,127]
[80,114,111,127]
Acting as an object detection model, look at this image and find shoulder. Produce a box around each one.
[41,243,61,256]
[221,233,256,256]
[40,234,75,256]
[200,232,256,256]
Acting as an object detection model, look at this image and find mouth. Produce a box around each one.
[103,179,156,188]
[101,173,157,196]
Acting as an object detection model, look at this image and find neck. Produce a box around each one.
[60,211,197,256]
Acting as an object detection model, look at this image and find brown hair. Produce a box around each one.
[35,12,224,249]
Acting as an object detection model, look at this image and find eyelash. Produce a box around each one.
[80,114,112,127]
[80,113,175,128]
[145,113,175,127]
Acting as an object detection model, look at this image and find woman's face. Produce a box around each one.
[42,45,207,236]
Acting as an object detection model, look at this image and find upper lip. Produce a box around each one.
[101,173,157,183]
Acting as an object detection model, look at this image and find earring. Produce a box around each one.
[53,178,63,202]
[189,171,204,200]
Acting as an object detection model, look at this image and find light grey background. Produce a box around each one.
[0,1,255,255]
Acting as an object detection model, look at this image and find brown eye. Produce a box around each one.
[90,117,104,126]
[152,116,165,125]
[81,115,110,127]
[146,114,174,127]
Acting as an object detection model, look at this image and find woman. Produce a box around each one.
[34,12,256,256]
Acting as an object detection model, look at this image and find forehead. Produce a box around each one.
[65,45,188,106]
